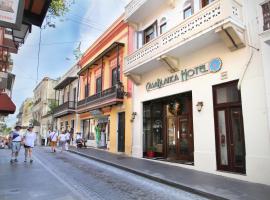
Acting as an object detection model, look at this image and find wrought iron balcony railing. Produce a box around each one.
[77,83,124,111]
[53,101,76,118]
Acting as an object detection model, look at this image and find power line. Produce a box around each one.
[36,29,42,85]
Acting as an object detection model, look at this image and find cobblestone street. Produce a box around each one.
[0,147,208,200]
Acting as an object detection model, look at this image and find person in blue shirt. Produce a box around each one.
[9,124,22,163]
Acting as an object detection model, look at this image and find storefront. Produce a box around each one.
[130,40,270,185]
[80,111,110,149]
[143,92,193,164]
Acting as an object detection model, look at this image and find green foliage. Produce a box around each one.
[48,100,58,114]
[0,124,12,135]
[30,119,40,127]
[147,146,157,152]
[48,0,75,17]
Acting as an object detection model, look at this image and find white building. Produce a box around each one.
[124,0,270,185]
[32,77,58,144]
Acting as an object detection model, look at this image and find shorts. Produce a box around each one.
[50,141,57,147]
[24,145,33,149]
[11,142,21,153]
[59,141,66,146]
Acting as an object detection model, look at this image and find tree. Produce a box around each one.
[0,124,12,136]
[45,0,75,28]
[48,100,58,115]
[48,0,75,17]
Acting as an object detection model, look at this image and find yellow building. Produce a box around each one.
[77,15,133,155]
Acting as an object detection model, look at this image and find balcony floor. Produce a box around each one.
[129,31,220,75]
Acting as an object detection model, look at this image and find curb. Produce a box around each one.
[68,149,228,200]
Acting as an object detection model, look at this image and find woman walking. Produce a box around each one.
[23,125,36,163]
[58,131,67,152]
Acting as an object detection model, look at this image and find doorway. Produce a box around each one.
[118,112,125,152]
[166,93,193,162]
[213,81,246,174]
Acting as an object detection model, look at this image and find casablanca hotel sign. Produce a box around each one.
[146,58,222,92]
[0,0,24,30]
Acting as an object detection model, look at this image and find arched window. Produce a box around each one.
[183,0,193,19]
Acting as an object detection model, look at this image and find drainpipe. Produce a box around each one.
[237,22,258,90]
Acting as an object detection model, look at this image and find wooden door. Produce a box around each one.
[177,115,193,161]
[213,81,246,174]
[118,112,125,152]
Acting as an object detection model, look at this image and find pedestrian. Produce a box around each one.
[58,131,67,152]
[9,124,22,163]
[49,130,58,153]
[23,125,36,163]
[65,130,70,150]
[70,128,74,145]
[46,129,51,146]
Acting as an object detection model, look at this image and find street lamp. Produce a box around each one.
[196,101,204,112]
[12,23,32,45]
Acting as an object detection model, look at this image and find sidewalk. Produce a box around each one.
[69,147,270,200]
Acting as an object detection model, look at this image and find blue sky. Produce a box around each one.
[7,0,129,126]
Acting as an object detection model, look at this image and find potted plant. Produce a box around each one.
[147,146,157,158]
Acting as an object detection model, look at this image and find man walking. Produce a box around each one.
[49,130,58,153]
[9,124,22,163]
[23,125,36,163]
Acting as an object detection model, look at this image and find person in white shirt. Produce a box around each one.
[23,125,36,163]
[58,131,67,152]
[65,130,70,150]
[49,130,58,153]
[9,124,22,163]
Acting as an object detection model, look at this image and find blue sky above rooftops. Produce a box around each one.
[6,0,130,126]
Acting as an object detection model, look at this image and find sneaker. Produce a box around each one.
[14,159,18,162]
[24,160,27,163]
[10,159,13,163]
[30,160,33,163]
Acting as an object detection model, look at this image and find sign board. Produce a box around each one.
[146,58,222,92]
[0,0,24,30]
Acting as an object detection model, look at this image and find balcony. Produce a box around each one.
[124,0,167,23]
[124,0,245,83]
[0,71,15,92]
[53,101,76,118]
[77,84,124,113]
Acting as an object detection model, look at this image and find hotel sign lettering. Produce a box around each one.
[0,0,24,30]
[146,58,222,92]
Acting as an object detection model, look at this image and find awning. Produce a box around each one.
[0,93,16,115]
[54,77,77,90]
[78,42,125,75]
[23,0,52,27]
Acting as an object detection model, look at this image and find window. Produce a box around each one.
[65,121,68,130]
[144,22,157,44]
[60,122,63,131]
[112,67,120,86]
[262,1,270,31]
[96,77,102,93]
[71,120,75,129]
[184,6,192,19]
[73,88,77,102]
[84,84,89,98]
[160,23,167,34]
[201,0,214,8]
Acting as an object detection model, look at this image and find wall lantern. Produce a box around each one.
[12,23,32,44]
[196,102,204,112]
[130,112,137,122]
